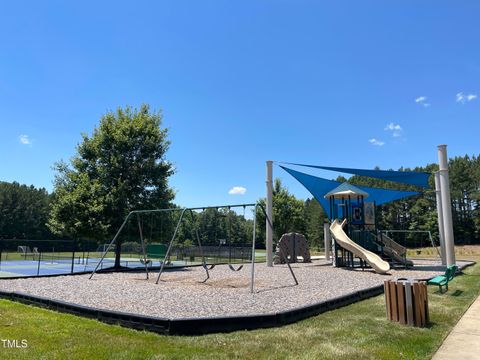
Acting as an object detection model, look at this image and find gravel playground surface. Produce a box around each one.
[0,259,473,319]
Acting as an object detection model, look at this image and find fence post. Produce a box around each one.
[71,238,77,274]
[37,252,41,276]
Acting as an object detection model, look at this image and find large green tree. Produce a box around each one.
[304,198,327,250]
[48,104,175,267]
[256,179,307,247]
[0,182,52,239]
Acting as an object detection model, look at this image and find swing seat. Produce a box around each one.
[203,263,216,270]
[228,264,244,272]
[139,258,152,265]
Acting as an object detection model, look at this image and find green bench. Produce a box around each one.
[140,244,168,266]
[427,264,458,292]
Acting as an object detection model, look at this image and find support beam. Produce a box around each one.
[324,222,331,261]
[266,160,273,267]
[437,145,456,266]
[434,172,446,265]
[250,206,257,293]
[137,213,149,279]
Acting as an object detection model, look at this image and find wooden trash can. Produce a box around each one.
[384,279,429,327]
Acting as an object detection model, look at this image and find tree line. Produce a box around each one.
[2,104,479,259]
[0,182,53,239]
[346,157,480,245]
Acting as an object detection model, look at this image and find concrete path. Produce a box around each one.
[432,295,480,359]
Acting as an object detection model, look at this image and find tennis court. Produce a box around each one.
[0,255,189,278]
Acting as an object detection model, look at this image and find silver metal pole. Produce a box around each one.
[89,212,133,279]
[137,213,149,279]
[324,222,331,261]
[438,145,456,266]
[434,172,446,265]
[266,160,273,267]
[250,206,257,293]
[189,209,210,283]
[156,208,188,284]
[257,203,298,287]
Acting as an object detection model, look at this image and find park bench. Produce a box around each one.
[427,264,458,292]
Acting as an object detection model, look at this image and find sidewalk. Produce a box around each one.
[432,295,480,359]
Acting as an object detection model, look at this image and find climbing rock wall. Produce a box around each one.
[274,232,311,264]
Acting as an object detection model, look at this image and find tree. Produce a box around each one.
[449,155,478,243]
[0,182,53,239]
[48,104,175,267]
[304,198,327,250]
[256,179,307,247]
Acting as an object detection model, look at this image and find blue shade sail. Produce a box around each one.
[280,166,421,219]
[283,163,431,188]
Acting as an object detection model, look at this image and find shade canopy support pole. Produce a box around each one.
[266,160,273,267]
[434,172,446,265]
[437,144,456,266]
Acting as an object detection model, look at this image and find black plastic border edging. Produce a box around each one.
[0,285,383,335]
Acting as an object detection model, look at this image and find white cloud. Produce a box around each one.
[384,122,402,131]
[369,138,385,146]
[228,186,247,195]
[457,92,477,104]
[415,96,430,108]
[18,134,32,145]
[384,122,403,138]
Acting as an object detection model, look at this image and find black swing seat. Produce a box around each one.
[228,264,243,272]
[203,263,216,270]
[139,258,152,265]
[203,263,243,271]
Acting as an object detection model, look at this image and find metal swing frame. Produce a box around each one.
[208,206,248,272]
[89,203,298,293]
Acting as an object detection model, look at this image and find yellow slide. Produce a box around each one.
[330,219,390,274]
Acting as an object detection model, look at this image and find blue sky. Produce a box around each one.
[1,1,479,207]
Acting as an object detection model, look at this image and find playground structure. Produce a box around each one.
[266,145,457,274]
[330,219,390,273]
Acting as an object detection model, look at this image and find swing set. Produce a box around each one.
[200,207,249,272]
[89,203,298,293]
